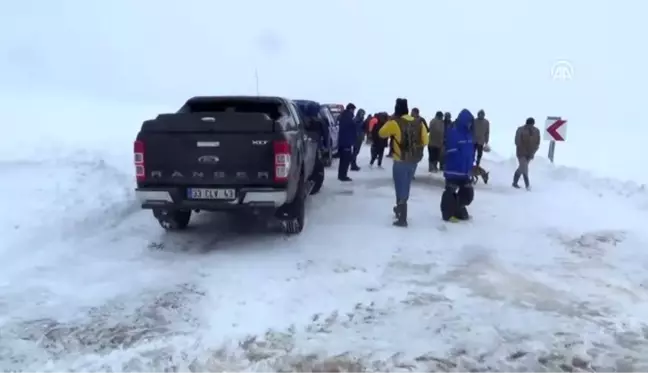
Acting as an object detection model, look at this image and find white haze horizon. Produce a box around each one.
[1,0,646,182]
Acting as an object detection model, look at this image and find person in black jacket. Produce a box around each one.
[337,103,357,181]
[369,112,389,167]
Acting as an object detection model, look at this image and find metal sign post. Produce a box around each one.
[548,139,556,163]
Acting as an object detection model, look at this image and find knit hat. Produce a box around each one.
[525,117,535,125]
[346,103,356,111]
[394,98,409,116]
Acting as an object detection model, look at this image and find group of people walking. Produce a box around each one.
[334,99,541,227]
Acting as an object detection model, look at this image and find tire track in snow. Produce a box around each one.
[0,283,206,371]
[10,294,648,372]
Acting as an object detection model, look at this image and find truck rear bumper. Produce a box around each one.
[136,187,288,211]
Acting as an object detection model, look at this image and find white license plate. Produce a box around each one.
[187,188,236,200]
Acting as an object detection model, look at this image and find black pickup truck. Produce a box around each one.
[133,96,325,234]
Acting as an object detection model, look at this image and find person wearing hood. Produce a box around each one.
[440,109,476,222]
[378,98,429,227]
[336,103,357,181]
[351,108,366,171]
[513,117,541,189]
[473,109,490,166]
[427,111,445,172]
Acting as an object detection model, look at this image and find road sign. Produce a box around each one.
[545,117,567,141]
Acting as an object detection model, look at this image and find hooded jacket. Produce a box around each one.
[443,109,475,180]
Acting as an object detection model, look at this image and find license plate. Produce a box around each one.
[187,188,236,200]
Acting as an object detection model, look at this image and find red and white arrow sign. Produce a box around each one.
[544,117,567,141]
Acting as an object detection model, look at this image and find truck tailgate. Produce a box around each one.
[139,112,280,186]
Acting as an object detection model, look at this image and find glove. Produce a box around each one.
[483,144,491,152]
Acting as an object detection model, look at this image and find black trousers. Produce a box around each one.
[370,144,386,166]
[337,148,353,179]
[428,146,441,165]
[352,137,363,167]
[474,144,484,166]
[440,179,474,221]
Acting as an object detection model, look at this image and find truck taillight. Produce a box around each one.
[134,140,145,181]
[273,140,291,182]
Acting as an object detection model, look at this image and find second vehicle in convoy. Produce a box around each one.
[294,99,339,167]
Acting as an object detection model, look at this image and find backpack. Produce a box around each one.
[395,117,424,162]
[371,120,383,142]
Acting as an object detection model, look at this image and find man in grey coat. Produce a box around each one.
[473,109,490,166]
[514,117,541,190]
[427,111,444,172]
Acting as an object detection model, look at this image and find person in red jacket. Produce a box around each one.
[366,115,378,144]
[369,112,388,167]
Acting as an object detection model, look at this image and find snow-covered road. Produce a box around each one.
[3,134,648,371]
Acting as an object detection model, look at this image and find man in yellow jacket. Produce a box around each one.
[378,98,429,227]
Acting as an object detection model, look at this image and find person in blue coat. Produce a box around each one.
[337,103,357,181]
[440,108,476,222]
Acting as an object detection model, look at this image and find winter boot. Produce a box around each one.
[522,174,530,190]
[512,170,521,188]
[456,206,470,220]
[393,202,408,227]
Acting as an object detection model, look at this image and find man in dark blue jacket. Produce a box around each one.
[440,109,476,222]
[337,103,357,181]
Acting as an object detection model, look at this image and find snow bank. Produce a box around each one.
[2,141,648,371]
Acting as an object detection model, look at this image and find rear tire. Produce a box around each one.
[278,175,306,235]
[309,159,325,195]
[154,209,191,231]
[322,152,333,167]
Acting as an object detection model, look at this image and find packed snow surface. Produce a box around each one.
[2,96,648,371]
